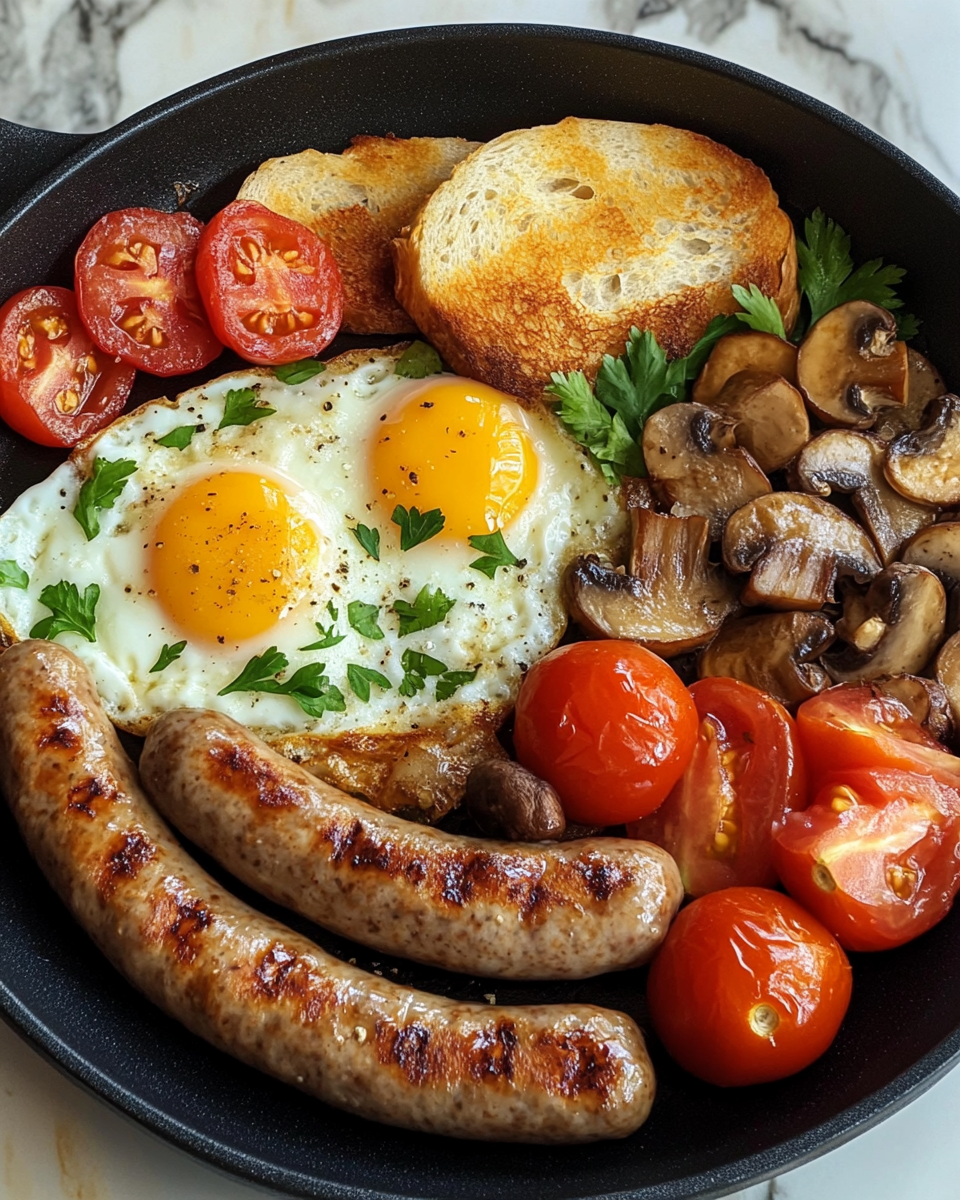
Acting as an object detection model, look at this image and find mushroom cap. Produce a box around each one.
[711,369,810,473]
[885,393,960,506]
[463,759,566,842]
[797,300,908,428]
[936,631,960,732]
[722,491,881,610]
[875,349,946,441]
[902,520,960,634]
[692,331,798,406]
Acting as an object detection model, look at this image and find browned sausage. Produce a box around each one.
[139,708,682,980]
[0,640,656,1142]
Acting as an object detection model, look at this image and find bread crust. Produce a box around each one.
[392,119,800,400]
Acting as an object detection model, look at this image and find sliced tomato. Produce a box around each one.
[773,767,960,951]
[628,678,807,894]
[75,208,222,377]
[0,286,135,447]
[796,684,960,793]
[195,200,343,365]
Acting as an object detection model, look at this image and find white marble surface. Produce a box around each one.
[1,2,959,1199]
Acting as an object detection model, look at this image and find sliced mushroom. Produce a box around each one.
[698,611,835,707]
[875,349,946,441]
[709,370,810,473]
[566,509,740,657]
[642,402,771,540]
[901,521,960,633]
[885,393,960,506]
[692,331,798,405]
[873,675,954,745]
[795,429,936,565]
[797,300,908,428]
[723,492,881,610]
[823,564,946,683]
[936,632,960,732]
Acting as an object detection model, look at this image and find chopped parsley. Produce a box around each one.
[468,530,520,579]
[299,600,346,651]
[347,600,385,641]
[219,648,345,718]
[398,649,448,697]
[392,504,445,550]
[274,358,325,384]
[150,641,187,673]
[29,581,99,642]
[392,585,455,636]
[394,340,443,379]
[351,523,381,561]
[217,387,276,430]
[0,560,29,590]
[347,663,392,702]
[155,424,197,450]
[73,457,138,541]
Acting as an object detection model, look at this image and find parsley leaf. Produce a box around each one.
[392,585,455,635]
[73,457,137,541]
[596,327,687,436]
[0,560,29,590]
[347,663,392,702]
[298,614,345,650]
[468,530,520,578]
[395,340,443,379]
[218,648,345,717]
[731,283,787,338]
[398,648,448,697]
[155,424,197,450]
[217,387,276,430]
[348,600,385,641]
[392,504,445,551]
[274,358,325,385]
[896,311,921,341]
[219,646,288,694]
[436,668,478,702]
[546,371,645,484]
[351,523,381,561]
[30,581,99,642]
[150,641,187,673]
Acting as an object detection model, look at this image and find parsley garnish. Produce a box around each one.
[392,504,445,550]
[155,425,197,450]
[274,358,325,385]
[395,340,443,379]
[347,663,392,702]
[217,387,276,430]
[299,606,346,651]
[30,581,99,642]
[436,668,478,701]
[730,283,786,338]
[73,457,137,541]
[398,648,448,697]
[351,523,381,561]
[796,208,916,334]
[150,641,187,673]
[0,560,29,590]
[392,585,455,635]
[348,600,385,640]
[468,530,520,579]
[219,648,345,717]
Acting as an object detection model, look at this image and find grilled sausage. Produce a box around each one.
[0,640,655,1142]
[140,709,683,980]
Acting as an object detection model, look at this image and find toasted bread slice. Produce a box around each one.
[392,118,799,400]
[238,134,480,334]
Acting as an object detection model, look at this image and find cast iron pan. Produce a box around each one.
[1,23,960,1200]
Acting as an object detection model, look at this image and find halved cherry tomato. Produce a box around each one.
[0,286,135,447]
[195,200,343,365]
[512,640,698,825]
[75,208,222,376]
[773,767,960,951]
[796,685,960,793]
[647,887,852,1086]
[628,678,807,895]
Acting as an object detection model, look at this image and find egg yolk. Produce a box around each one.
[371,378,538,539]
[150,471,319,644]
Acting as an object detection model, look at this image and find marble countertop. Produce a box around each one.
[1,2,959,1199]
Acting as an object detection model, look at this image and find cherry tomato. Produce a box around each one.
[773,767,960,951]
[74,208,222,377]
[0,286,135,447]
[195,200,343,365]
[797,685,960,793]
[647,887,852,1086]
[512,640,697,825]
[629,678,808,895]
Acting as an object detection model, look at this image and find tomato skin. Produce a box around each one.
[773,767,960,952]
[628,678,808,895]
[196,200,343,365]
[0,286,135,447]
[647,887,852,1086]
[75,207,222,376]
[512,640,697,825]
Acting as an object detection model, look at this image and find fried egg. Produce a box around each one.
[0,347,625,807]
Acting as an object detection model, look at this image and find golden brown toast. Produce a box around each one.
[237,134,480,334]
[392,118,799,399]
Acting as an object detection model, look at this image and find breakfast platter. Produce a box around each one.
[1,23,960,1200]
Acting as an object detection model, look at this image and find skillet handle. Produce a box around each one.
[0,119,90,218]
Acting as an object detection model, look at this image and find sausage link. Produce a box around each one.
[0,641,655,1142]
[140,708,682,980]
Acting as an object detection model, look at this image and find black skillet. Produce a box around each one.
[2,23,960,1200]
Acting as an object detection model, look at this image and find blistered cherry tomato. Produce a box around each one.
[512,640,697,825]
[196,200,343,365]
[75,207,222,376]
[773,767,960,951]
[0,286,135,447]
[629,678,808,894]
[647,887,852,1086]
